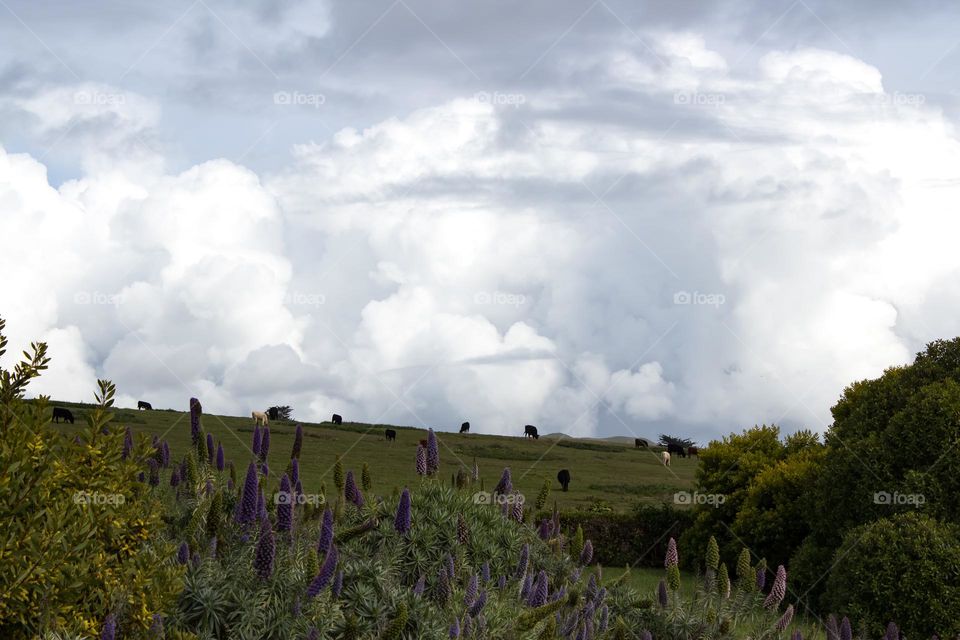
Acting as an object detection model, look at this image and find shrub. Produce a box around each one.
[0,318,183,639]
[549,504,693,568]
[823,512,960,638]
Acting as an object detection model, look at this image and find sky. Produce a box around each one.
[3,0,960,443]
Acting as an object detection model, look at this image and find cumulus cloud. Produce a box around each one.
[3,12,960,444]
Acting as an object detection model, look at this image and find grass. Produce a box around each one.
[42,399,696,512]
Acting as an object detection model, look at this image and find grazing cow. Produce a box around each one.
[460,421,470,433]
[661,451,671,466]
[332,414,343,425]
[385,429,397,442]
[524,425,539,439]
[634,438,648,449]
[52,407,74,424]
[687,446,699,457]
[137,400,153,410]
[666,443,687,458]
[252,410,269,427]
[419,439,428,448]
[557,469,571,492]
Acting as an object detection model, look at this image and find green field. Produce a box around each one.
[45,400,696,512]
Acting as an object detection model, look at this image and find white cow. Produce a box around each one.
[252,410,269,426]
[661,451,671,466]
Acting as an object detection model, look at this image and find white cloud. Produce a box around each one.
[4,36,960,442]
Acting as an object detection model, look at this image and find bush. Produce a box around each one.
[0,319,183,639]
[549,504,694,568]
[823,512,960,638]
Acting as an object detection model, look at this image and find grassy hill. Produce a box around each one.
[42,399,695,512]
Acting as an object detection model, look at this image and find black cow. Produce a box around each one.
[634,438,648,449]
[524,425,539,439]
[666,443,687,458]
[138,400,153,410]
[687,446,699,457]
[385,429,397,442]
[557,469,571,492]
[52,407,74,424]
[460,421,470,433]
[332,414,343,425]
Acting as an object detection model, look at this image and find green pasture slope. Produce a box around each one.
[44,400,696,512]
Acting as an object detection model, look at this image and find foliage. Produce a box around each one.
[823,512,960,639]
[658,434,695,449]
[268,405,293,421]
[550,504,694,568]
[0,318,183,639]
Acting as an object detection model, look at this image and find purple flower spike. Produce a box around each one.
[254,519,276,580]
[216,443,224,471]
[481,562,490,582]
[277,474,293,532]
[332,570,344,597]
[528,570,548,607]
[147,458,159,486]
[580,540,593,565]
[206,433,214,464]
[416,445,427,476]
[469,590,487,617]
[291,457,300,487]
[236,462,259,525]
[426,429,439,474]
[177,541,189,564]
[840,617,852,640]
[494,467,512,495]
[318,508,334,554]
[465,574,478,606]
[100,613,116,640]
[122,427,133,460]
[449,617,461,638]
[190,397,202,445]
[413,574,426,596]
[665,537,678,568]
[345,470,364,507]
[394,488,412,534]
[261,426,270,460]
[775,605,794,632]
[763,565,787,609]
[756,566,767,592]
[149,614,164,638]
[657,579,668,608]
[292,424,303,460]
[497,575,507,589]
[252,425,262,456]
[884,623,899,640]
[520,574,532,601]
[161,441,170,468]
[204,478,214,496]
[170,468,180,488]
[516,543,529,577]
[306,545,339,598]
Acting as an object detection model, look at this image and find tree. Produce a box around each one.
[267,405,293,421]
[658,434,695,449]
[0,317,182,638]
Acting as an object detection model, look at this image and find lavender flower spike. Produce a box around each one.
[216,442,225,471]
[318,508,334,554]
[254,518,276,580]
[665,537,678,568]
[426,428,440,474]
[494,467,512,495]
[306,545,339,598]
[276,474,293,532]
[100,613,116,640]
[252,424,262,456]
[763,565,787,609]
[235,461,259,525]
[394,487,412,534]
[580,540,593,565]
